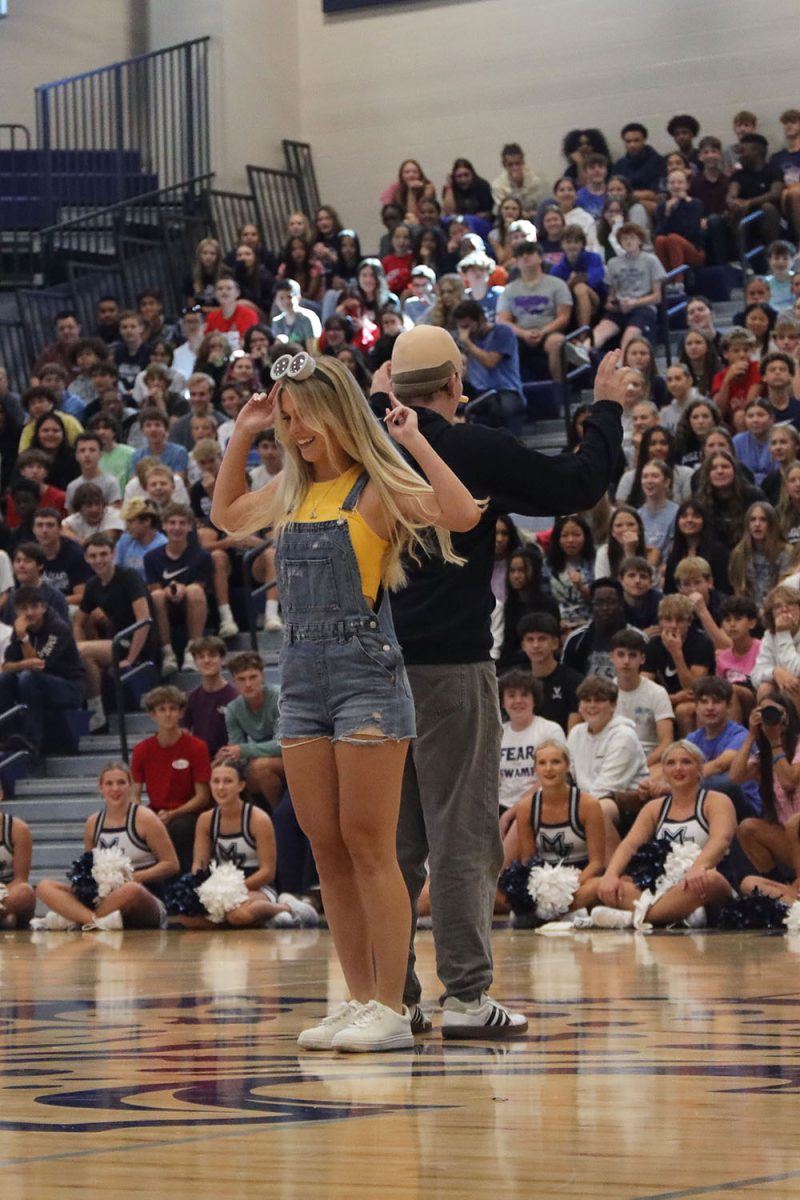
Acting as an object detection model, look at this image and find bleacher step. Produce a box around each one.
[9,794,97,818]
[16,777,94,797]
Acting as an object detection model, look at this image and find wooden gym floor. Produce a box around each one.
[2,927,800,1199]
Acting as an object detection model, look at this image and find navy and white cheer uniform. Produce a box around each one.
[93,804,159,872]
[530,785,588,867]
[211,802,276,901]
[654,790,710,849]
[0,813,15,885]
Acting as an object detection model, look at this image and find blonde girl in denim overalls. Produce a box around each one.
[212,352,480,1052]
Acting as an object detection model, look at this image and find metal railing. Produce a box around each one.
[736,208,766,281]
[0,124,38,285]
[0,705,32,796]
[282,139,321,216]
[37,173,213,287]
[658,268,690,368]
[111,617,154,763]
[0,317,34,391]
[559,326,593,444]
[243,541,275,652]
[208,189,261,256]
[35,38,210,224]
[247,164,306,257]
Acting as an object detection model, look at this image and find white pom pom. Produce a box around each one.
[657,842,702,895]
[0,882,7,912]
[91,846,134,900]
[196,862,250,924]
[784,901,800,932]
[527,862,581,921]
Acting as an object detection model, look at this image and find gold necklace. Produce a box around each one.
[309,474,344,519]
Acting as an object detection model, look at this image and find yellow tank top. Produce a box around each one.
[293,464,387,604]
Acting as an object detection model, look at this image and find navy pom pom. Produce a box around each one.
[717,889,789,930]
[499,857,543,916]
[68,851,98,908]
[628,837,673,891]
[164,869,211,917]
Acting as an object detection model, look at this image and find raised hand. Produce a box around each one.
[593,350,642,408]
[384,395,421,446]
[235,385,279,437]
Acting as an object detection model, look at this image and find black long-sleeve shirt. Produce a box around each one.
[385,401,622,665]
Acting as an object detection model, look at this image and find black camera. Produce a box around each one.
[761,704,784,726]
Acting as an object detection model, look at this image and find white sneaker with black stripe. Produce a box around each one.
[441,993,528,1039]
[408,1003,432,1034]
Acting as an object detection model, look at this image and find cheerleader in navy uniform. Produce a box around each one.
[514,741,605,911]
[177,759,318,929]
[0,786,35,929]
[587,741,736,926]
[36,763,179,930]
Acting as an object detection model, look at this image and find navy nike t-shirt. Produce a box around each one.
[143,542,212,590]
[644,628,716,694]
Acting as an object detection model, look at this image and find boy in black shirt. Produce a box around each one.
[0,586,84,754]
[33,508,92,607]
[75,534,156,730]
[643,593,715,735]
[518,612,581,732]
[144,503,212,675]
[114,310,151,394]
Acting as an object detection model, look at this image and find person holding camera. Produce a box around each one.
[729,692,800,902]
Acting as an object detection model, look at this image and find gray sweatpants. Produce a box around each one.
[397,661,503,1005]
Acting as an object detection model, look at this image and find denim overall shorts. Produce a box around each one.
[276,471,416,743]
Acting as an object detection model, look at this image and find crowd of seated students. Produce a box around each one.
[6,101,800,931]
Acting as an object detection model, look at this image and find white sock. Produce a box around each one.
[219,603,233,622]
[266,599,279,619]
[88,697,104,717]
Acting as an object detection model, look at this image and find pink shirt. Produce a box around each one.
[749,743,800,825]
[716,639,761,685]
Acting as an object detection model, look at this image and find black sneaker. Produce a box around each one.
[408,1003,432,1034]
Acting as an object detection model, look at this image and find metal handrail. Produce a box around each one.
[243,540,276,652]
[0,704,29,733]
[736,208,766,282]
[111,617,154,763]
[38,173,215,237]
[658,268,690,367]
[560,325,592,445]
[35,38,211,91]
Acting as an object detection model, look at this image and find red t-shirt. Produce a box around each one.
[205,305,259,349]
[131,731,211,811]
[6,485,67,528]
[712,362,761,413]
[381,253,413,296]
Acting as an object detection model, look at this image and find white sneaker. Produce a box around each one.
[277,892,319,928]
[264,614,284,633]
[161,646,179,676]
[88,705,107,733]
[218,617,239,639]
[181,650,197,672]
[441,993,528,1039]
[408,1003,433,1034]
[30,911,78,931]
[82,910,124,932]
[330,1000,413,1053]
[680,906,707,929]
[297,1000,364,1050]
[270,910,299,928]
[591,905,634,928]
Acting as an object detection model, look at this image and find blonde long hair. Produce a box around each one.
[266,356,464,589]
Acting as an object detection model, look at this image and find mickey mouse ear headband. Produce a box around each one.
[270,351,335,389]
